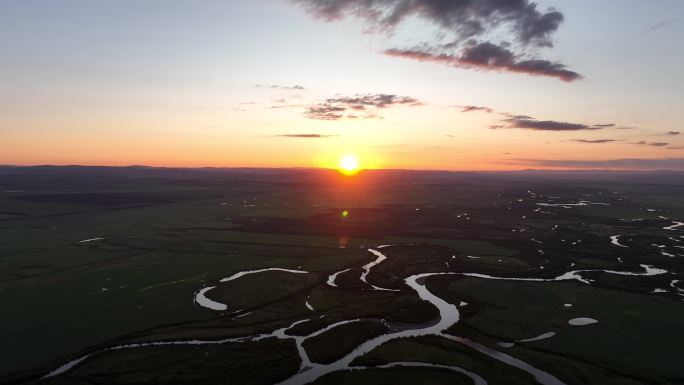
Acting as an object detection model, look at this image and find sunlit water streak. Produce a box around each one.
[610,235,628,248]
[194,268,310,311]
[360,249,400,291]
[518,331,556,343]
[326,268,351,288]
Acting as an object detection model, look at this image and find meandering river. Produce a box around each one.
[44,246,669,385]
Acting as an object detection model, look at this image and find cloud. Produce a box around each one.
[304,104,347,120]
[513,158,684,170]
[268,97,306,110]
[632,18,682,38]
[305,93,422,120]
[269,104,306,109]
[385,44,580,82]
[495,115,612,131]
[458,107,631,132]
[666,131,680,136]
[294,0,578,81]
[275,134,338,138]
[295,0,563,46]
[667,146,684,150]
[633,141,669,147]
[569,139,619,144]
[458,105,493,113]
[326,94,421,108]
[255,84,305,90]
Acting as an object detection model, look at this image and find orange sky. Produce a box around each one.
[1,1,683,170]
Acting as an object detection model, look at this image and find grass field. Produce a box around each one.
[1,167,683,384]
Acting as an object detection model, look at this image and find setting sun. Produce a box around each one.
[339,154,360,175]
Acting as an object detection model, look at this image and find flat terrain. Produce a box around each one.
[0,166,682,385]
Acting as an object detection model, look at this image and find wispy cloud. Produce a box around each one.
[495,115,614,131]
[632,18,682,38]
[305,93,422,120]
[385,45,580,82]
[569,139,619,144]
[269,97,305,110]
[513,158,684,170]
[294,0,578,81]
[455,106,630,132]
[457,105,493,113]
[255,84,305,90]
[633,141,669,147]
[274,133,338,138]
[666,131,680,136]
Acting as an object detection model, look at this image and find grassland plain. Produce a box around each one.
[1,167,683,384]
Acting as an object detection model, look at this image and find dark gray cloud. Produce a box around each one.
[294,0,578,81]
[458,105,493,113]
[295,0,563,46]
[305,93,422,120]
[514,158,684,170]
[666,131,680,136]
[326,94,421,108]
[305,104,347,120]
[385,45,580,81]
[570,139,619,144]
[275,133,338,138]
[495,115,611,131]
[633,141,669,147]
[255,84,305,90]
[457,106,631,131]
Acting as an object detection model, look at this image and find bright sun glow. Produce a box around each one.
[339,154,360,175]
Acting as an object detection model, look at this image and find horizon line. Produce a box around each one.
[1,164,683,173]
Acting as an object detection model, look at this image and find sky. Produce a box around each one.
[1,0,683,171]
